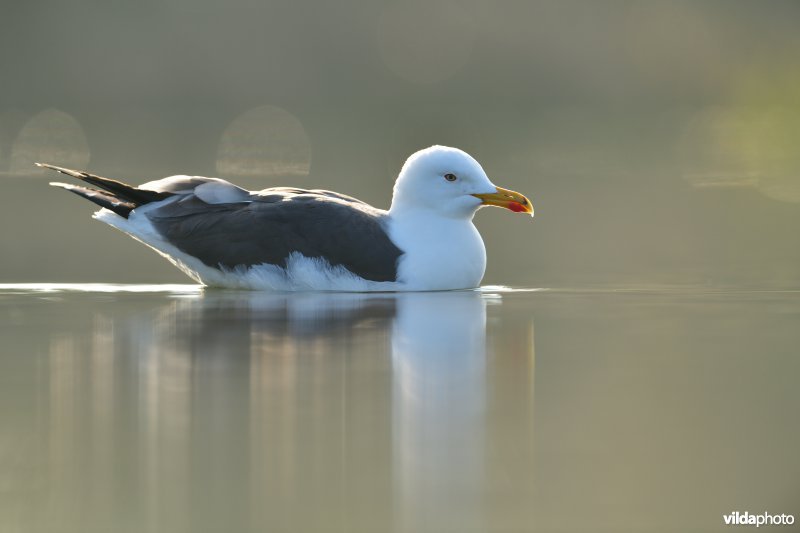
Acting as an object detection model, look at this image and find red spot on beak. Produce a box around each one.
[508,201,525,212]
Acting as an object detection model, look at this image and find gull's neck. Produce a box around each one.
[386,204,487,290]
[388,200,478,222]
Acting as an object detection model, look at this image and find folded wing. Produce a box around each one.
[146,188,403,283]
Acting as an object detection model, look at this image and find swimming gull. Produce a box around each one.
[42,145,533,291]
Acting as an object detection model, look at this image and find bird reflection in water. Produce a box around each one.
[27,288,534,533]
[390,292,488,532]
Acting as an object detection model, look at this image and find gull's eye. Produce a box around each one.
[444,173,457,182]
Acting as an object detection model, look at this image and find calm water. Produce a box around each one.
[1,285,798,533]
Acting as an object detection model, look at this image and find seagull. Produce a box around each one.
[41,145,533,291]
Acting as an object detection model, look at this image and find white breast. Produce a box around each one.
[388,213,487,291]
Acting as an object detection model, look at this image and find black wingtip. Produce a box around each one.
[36,162,89,179]
[38,163,172,206]
[50,181,134,218]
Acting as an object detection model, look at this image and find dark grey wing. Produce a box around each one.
[146,193,403,282]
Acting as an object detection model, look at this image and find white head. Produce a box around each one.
[389,145,533,219]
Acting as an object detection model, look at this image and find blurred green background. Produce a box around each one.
[1,0,799,287]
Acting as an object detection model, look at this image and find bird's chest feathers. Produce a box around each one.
[389,215,487,290]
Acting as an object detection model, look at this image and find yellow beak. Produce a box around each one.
[472,186,534,216]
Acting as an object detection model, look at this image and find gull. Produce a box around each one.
[42,145,533,291]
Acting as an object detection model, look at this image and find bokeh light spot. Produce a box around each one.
[10,109,90,174]
[680,67,800,203]
[216,105,310,178]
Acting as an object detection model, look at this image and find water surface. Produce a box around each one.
[1,285,798,532]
